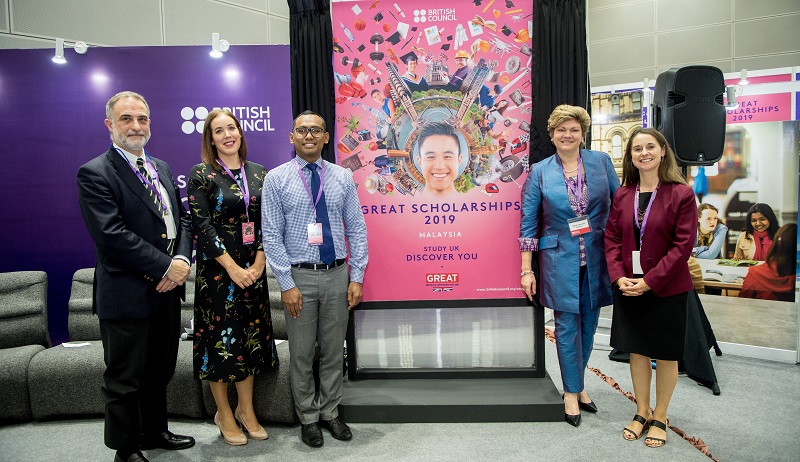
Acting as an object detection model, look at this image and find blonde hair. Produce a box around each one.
[547,104,591,142]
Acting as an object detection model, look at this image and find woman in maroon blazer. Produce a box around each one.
[604,128,697,448]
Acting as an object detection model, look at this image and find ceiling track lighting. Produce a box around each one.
[52,39,90,64]
[210,32,230,58]
[52,38,66,64]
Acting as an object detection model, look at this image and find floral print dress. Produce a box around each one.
[187,161,278,382]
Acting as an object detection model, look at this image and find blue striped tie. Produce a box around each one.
[307,163,336,265]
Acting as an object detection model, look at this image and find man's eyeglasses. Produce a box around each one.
[294,127,325,137]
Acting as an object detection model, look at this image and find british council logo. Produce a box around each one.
[414,9,427,23]
[181,106,208,134]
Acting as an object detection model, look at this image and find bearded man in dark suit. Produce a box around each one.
[77,91,195,462]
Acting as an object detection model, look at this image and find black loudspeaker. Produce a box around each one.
[652,66,726,165]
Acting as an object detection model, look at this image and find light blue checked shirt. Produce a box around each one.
[261,155,368,291]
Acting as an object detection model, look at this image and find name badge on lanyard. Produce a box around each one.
[308,223,323,245]
[218,158,255,245]
[293,159,326,246]
[633,182,659,275]
[562,155,589,236]
[568,215,591,236]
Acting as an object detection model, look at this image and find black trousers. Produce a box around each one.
[99,298,181,452]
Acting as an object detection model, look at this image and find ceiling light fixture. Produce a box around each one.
[52,38,66,64]
[210,32,229,58]
[725,85,739,110]
[738,69,749,86]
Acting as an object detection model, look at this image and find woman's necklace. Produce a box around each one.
[563,166,579,173]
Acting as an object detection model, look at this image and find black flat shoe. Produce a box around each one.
[564,413,581,427]
[301,422,324,448]
[578,399,598,413]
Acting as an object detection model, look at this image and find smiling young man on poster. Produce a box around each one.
[261,111,368,447]
[415,122,464,196]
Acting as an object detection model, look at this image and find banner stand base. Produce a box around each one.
[339,374,562,423]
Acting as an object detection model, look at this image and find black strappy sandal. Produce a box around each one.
[622,413,651,441]
[644,418,669,447]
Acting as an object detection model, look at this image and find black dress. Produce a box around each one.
[188,161,278,382]
[610,192,688,360]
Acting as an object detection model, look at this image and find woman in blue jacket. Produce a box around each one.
[519,105,619,427]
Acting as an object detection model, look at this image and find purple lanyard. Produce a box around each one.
[293,159,325,222]
[117,147,168,212]
[634,181,660,247]
[560,154,583,210]
[217,158,250,222]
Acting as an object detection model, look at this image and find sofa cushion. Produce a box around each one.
[28,341,205,419]
[0,344,45,422]
[0,271,48,348]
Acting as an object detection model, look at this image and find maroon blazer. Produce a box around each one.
[605,182,697,297]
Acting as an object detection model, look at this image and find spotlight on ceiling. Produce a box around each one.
[52,38,66,64]
[210,32,230,58]
[738,69,749,86]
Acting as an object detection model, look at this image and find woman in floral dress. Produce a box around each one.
[188,109,277,445]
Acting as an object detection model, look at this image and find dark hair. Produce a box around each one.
[744,203,780,239]
[293,110,326,131]
[415,122,461,157]
[766,223,796,277]
[201,109,248,168]
[371,89,382,97]
[492,84,503,95]
[621,128,687,187]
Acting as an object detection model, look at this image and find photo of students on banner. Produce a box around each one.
[332,0,535,302]
[333,1,533,198]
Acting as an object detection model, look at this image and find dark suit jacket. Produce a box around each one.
[605,182,697,297]
[77,148,192,319]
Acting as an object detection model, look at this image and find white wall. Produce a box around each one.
[587,0,800,86]
[0,0,290,50]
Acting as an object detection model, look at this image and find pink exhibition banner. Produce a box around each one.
[331,0,534,302]
[724,74,793,124]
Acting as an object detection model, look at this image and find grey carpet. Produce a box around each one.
[1,334,798,462]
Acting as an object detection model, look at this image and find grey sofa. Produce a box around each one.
[0,271,49,422]
[25,266,295,424]
[28,267,205,419]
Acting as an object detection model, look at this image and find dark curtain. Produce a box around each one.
[289,0,336,163]
[529,0,590,164]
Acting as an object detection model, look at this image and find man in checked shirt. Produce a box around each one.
[261,110,368,448]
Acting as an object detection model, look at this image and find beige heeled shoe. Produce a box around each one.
[214,412,247,446]
[234,408,269,440]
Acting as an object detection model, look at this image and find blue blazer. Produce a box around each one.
[520,149,620,313]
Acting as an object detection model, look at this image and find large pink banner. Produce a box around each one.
[331,0,534,302]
